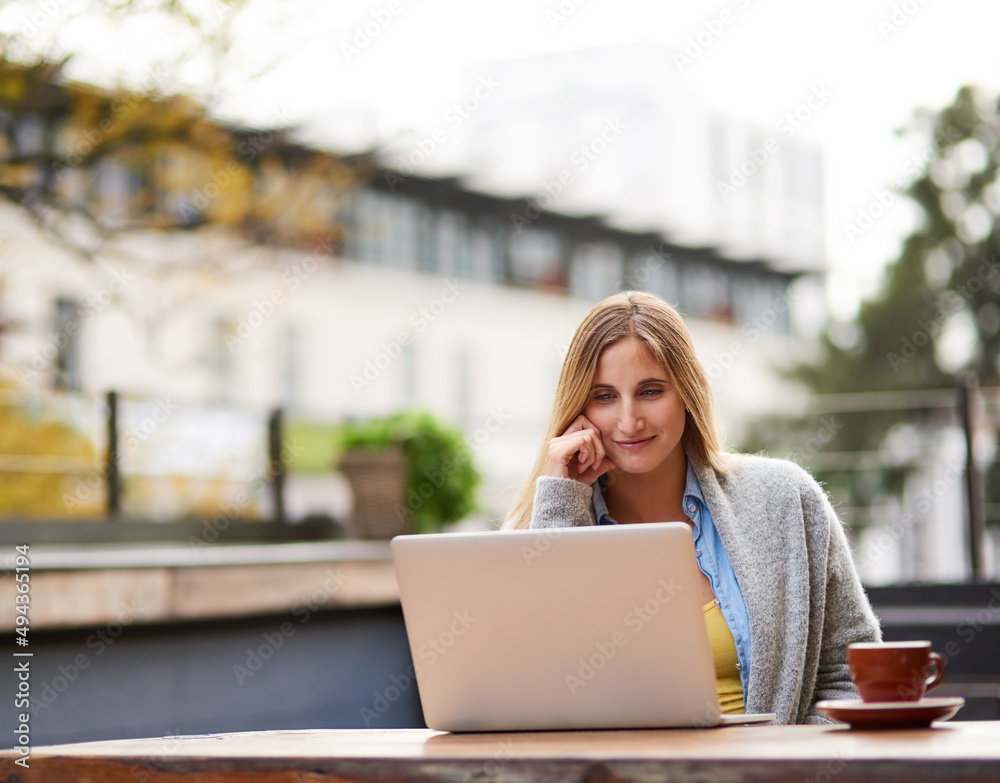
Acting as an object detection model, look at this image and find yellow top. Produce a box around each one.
[703,599,745,714]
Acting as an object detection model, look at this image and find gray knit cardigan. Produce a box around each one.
[530,453,882,724]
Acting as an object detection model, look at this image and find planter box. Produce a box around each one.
[339,448,413,539]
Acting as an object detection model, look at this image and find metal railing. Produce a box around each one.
[789,375,995,581]
[0,389,287,527]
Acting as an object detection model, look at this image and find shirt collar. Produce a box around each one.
[592,474,613,524]
[591,455,706,524]
[684,459,707,509]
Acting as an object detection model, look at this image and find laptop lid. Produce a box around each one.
[392,522,757,732]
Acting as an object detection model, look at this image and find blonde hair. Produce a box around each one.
[503,291,729,530]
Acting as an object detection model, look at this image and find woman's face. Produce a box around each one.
[583,337,686,477]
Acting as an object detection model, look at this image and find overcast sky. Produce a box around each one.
[12,0,1000,319]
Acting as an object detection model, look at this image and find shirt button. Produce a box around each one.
[686,503,697,515]
[695,548,702,557]
[735,662,742,670]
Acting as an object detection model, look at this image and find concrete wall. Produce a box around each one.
[2,606,423,747]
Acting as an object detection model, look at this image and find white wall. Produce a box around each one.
[0,204,809,522]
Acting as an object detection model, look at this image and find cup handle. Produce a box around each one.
[925,651,947,693]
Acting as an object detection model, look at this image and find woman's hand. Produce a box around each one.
[543,415,616,485]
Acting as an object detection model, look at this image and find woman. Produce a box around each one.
[503,291,880,724]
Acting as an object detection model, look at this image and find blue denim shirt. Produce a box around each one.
[592,462,752,694]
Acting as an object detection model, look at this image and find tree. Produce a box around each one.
[0,0,375,378]
[0,375,104,517]
[788,84,999,527]
[810,85,999,392]
[0,3,371,518]
[2,0,255,247]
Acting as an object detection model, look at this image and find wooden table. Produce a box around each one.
[3,723,1000,783]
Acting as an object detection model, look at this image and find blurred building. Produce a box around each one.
[0,56,823,525]
[378,43,826,275]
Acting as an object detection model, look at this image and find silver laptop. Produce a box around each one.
[391,522,775,731]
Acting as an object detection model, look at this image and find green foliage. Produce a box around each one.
[334,410,481,534]
[787,84,1000,525]
[0,58,369,254]
[804,86,999,394]
[0,379,103,518]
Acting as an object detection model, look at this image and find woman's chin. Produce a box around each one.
[607,456,657,475]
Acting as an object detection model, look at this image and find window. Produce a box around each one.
[434,208,467,277]
[399,341,417,407]
[627,248,679,306]
[14,113,45,157]
[508,226,566,291]
[454,346,472,426]
[55,164,89,208]
[389,196,421,270]
[279,323,300,411]
[731,274,790,334]
[211,317,234,404]
[467,217,502,283]
[745,131,766,193]
[95,158,142,225]
[681,264,732,322]
[343,189,422,269]
[569,242,624,301]
[53,298,81,391]
[709,119,728,185]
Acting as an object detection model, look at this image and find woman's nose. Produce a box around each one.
[620,401,642,432]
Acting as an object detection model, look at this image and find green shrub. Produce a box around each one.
[334,410,480,533]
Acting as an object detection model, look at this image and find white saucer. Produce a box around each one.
[815,697,965,729]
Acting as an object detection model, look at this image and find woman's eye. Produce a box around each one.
[594,393,615,402]
[640,388,663,396]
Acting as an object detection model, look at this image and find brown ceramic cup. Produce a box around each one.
[847,641,947,702]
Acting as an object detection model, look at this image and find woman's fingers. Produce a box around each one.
[564,415,605,471]
[565,414,598,435]
[580,429,605,472]
[573,456,616,486]
[544,431,589,477]
[543,418,610,482]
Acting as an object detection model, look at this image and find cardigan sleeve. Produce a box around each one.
[529,476,597,528]
[803,483,882,723]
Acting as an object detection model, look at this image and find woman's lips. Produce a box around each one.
[614,436,654,450]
